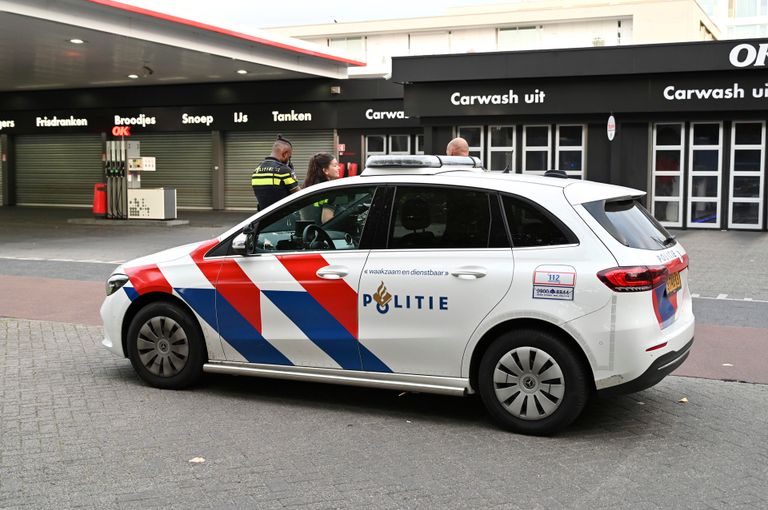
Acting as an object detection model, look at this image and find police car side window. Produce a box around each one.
[255,187,377,252]
[389,186,501,249]
[501,195,577,247]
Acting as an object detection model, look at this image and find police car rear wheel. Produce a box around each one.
[127,302,205,389]
[478,329,589,435]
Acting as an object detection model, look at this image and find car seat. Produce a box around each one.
[395,197,436,248]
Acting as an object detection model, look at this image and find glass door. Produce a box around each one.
[651,123,685,228]
[487,125,515,172]
[687,122,723,228]
[728,121,765,229]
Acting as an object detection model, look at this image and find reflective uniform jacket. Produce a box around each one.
[251,157,299,210]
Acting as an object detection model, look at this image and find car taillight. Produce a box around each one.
[596,265,668,292]
[666,253,689,274]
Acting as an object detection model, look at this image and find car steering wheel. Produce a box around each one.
[302,224,336,250]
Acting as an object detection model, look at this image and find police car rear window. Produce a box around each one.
[583,199,675,251]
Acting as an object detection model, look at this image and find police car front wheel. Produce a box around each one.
[478,329,590,435]
[127,301,205,389]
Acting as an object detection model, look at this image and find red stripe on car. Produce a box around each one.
[277,254,358,339]
[124,264,173,295]
[190,239,263,334]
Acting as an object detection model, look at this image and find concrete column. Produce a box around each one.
[211,130,225,211]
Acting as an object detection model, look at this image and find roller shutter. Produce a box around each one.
[15,134,102,206]
[224,130,334,210]
[0,137,3,206]
[129,132,213,209]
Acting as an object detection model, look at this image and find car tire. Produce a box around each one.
[126,301,205,389]
[478,328,590,435]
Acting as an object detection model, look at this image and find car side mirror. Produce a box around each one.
[231,221,259,256]
[243,221,258,255]
[231,232,248,256]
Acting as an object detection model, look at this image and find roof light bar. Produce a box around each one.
[365,155,483,169]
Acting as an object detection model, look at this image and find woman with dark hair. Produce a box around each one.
[304,152,340,188]
[302,152,341,224]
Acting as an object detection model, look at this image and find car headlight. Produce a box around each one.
[106,274,130,296]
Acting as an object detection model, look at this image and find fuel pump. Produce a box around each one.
[105,137,128,219]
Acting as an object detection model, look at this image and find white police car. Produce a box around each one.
[101,155,694,435]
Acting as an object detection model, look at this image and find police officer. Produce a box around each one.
[251,135,300,210]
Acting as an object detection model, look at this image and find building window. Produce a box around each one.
[733,0,766,17]
[329,37,366,61]
[365,135,386,163]
[498,26,541,50]
[687,122,723,228]
[415,134,425,155]
[389,134,411,155]
[522,125,551,174]
[555,125,586,178]
[457,126,484,160]
[729,121,765,229]
[487,126,516,172]
[651,123,685,228]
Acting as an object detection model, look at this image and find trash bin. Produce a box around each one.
[347,162,359,176]
[92,183,107,217]
[338,162,346,178]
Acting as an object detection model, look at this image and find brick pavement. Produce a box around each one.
[675,230,768,301]
[1,318,767,510]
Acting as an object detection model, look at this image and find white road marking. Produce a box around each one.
[691,293,700,298]
[716,293,728,299]
[0,256,124,265]
[693,295,768,304]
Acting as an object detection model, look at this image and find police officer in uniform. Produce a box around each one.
[251,135,300,210]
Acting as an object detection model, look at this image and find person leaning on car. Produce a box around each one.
[251,135,300,211]
[446,137,469,156]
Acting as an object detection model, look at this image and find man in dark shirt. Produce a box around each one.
[251,137,300,210]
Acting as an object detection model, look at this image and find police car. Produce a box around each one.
[101,155,694,435]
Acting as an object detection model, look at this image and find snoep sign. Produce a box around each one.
[607,115,616,141]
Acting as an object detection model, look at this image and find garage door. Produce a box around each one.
[15,134,102,206]
[0,137,3,206]
[129,132,213,209]
[224,130,334,210]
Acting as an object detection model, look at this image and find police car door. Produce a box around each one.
[216,185,384,371]
[358,185,514,376]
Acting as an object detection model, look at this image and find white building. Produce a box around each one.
[698,0,768,38]
[268,0,720,77]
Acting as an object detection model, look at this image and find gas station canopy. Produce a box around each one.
[0,0,365,91]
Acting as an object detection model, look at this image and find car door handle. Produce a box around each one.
[450,267,487,280]
[316,266,349,280]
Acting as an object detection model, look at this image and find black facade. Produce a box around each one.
[2,38,768,229]
[0,79,419,209]
[392,38,768,231]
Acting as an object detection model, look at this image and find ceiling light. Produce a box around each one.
[236,69,248,75]
[69,38,86,44]
[128,74,139,79]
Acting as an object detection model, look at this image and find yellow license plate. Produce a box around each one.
[666,272,682,294]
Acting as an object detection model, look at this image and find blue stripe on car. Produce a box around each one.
[263,289,395,372]
[178,287,293,367]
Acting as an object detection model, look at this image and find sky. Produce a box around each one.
[118,0,527,30]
